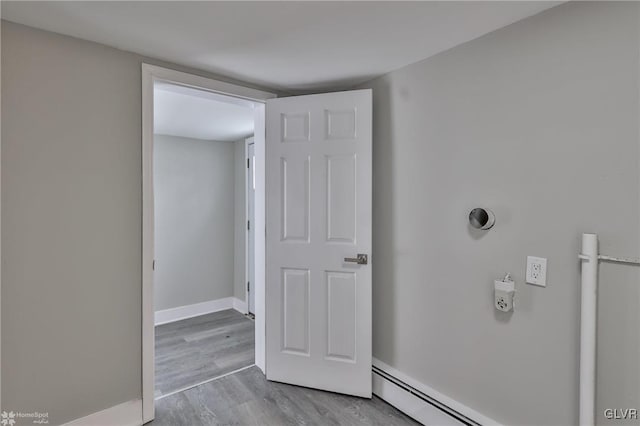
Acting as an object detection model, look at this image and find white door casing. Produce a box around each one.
[248,141,256,315]
[265,89,372,397]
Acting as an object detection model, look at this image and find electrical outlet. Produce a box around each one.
[526,256,547,287]
[495,294,512,312]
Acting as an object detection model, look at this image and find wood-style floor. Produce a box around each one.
[152,365,420,426]
[155,309,255,397]
[153,309,418,425]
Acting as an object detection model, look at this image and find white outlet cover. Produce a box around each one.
[526,256,547,287]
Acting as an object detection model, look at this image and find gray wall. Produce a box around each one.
[154,135,235,312]
[356,2,639,425]
[1,21,272,425]
[234,139,247,302]
[2,20,141,424]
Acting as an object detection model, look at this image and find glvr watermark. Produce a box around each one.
[1,411,49,425]
[604,408,638,420]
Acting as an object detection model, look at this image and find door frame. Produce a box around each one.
[245,138,255,315]
[141,64,276,423]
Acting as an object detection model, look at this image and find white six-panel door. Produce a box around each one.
[265,89,372,397]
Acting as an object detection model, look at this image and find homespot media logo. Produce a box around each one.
[1,411,49,425]
[604,408,638,420]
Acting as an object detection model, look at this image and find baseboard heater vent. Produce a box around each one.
[372,365,480,426]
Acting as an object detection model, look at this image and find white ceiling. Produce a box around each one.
[2,1,560,93]
[154,83,255,141]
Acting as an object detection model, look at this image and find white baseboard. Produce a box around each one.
[155,297,248,325]
[373,372,462,426]
[372,358,502,426]
[63,399,142,426]
[233,297,247,314]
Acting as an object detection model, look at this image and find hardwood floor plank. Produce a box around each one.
[153,309,418,425]
[155,309,255,397]
[152,366,420,426]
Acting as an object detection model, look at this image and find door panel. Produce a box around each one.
[280,156,310,242]
[266,89,372,397]
[326,271,357,361]
[326,155,356,243]
[281,268,311,355]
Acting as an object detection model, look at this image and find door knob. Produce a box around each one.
[344,254,368,265]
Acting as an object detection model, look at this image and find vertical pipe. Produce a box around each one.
[580,233,598,426]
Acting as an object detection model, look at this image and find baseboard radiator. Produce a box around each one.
[372,365,480,426]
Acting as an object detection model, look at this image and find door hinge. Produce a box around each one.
[247,220,250,230]
[247,158,250,168]
[153,260,156,271]
[247,281,250,292]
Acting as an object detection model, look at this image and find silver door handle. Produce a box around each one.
[344,254,368,265]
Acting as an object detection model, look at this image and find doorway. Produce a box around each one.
[143,65,375,424]
[142,64,275,422]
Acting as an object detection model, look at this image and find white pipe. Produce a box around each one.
[579,233,598,426]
